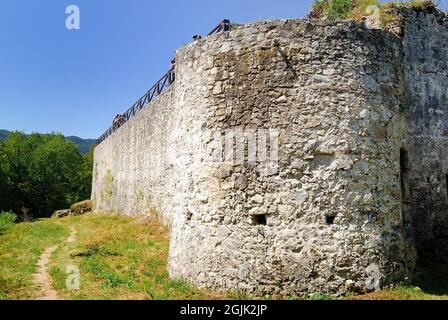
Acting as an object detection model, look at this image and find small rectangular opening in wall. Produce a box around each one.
[400,148,410,226]
[325,215,335,225]
[445,174,448,198]
[251,214,267,226]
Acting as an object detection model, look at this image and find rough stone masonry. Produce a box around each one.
[92,7,448,295]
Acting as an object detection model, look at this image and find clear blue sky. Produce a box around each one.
[0,0,446,139]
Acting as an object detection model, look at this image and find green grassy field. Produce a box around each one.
[0,217,69,299]
[46,214,231,300]
[0,213,447,300]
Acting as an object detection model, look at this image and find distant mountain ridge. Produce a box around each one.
[0,129,95,154]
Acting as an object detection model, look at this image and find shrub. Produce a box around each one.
[328,0,355,20]
[0,212,17,235]
[309,0,436,21]
[310,0,356,20]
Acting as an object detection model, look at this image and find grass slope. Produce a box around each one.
[47,214,229,300]
[0,213,447,300]
[0,220,69,300]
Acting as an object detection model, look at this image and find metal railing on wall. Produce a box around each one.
[96,19,232,145]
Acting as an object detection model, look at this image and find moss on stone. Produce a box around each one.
[133,189,145,211]
[230,23,243,30]
[101,170,114,205]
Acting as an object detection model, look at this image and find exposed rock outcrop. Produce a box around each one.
[52,200,92,218]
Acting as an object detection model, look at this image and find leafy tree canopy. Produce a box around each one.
[0,132,94,218]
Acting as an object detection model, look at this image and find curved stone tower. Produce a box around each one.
[92,9,448,295]
[166,19,411,295]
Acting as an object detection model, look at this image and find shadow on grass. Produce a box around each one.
[413,260,448,296]
[414,277,448,296]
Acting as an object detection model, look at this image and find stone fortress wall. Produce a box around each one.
[400,8,448,279]
[92,7,448,295]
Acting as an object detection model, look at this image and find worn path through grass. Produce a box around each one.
[0,219,69,300]
[33,227,77,300]
[1,212,448,300]
[46,214,230,300]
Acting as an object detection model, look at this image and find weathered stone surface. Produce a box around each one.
[399,8,448,280]
[52,209,71,219]
[91,9,448,295]
[70,200,92,215]
[52,200,92,219]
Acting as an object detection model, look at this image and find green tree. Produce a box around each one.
[0,141,8,208]
[77,144,95,201]
[0,132,34,212]
[0,132,94,218]
[28,134,83,216]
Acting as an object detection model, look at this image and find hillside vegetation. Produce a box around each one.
[0,129,95,155]
[0,130,9,141]
[0,132,93,218]
[0,213,231,300]
[309,0,438,22]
